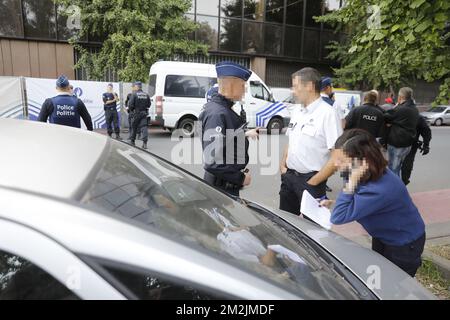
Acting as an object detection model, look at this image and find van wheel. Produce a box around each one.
[178,118,196,137]
[434,118,443,126]
[267,118,284,135]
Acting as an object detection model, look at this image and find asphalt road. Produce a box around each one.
[142,126,450,210]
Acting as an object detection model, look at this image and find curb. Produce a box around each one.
[423,249,450,281]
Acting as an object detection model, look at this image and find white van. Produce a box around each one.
[270,87,362,117]
[148,61,290,136]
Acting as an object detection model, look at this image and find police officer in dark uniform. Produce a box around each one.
[125,88,136,140]
[199,62,259,197]
[102,84,121,139]
[205,83,219,102]
[128,81,151,150]
[345,90,385,139]
[38,75,93,131]
[401,116,432,185]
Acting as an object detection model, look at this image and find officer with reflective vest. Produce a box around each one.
[38,75,93,131]
[102,83,121,139]
[199,62,259,197]
[128,81,151,150]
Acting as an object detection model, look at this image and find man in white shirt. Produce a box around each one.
[279,68,343,216]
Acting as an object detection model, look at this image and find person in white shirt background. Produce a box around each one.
[279,68,343,218]
[320,76,346,128]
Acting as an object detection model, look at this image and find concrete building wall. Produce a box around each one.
[250,57,267,81]
[0,39,74,79]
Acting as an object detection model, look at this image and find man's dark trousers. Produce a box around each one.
[127,111,134,139]
[279,169,327,216]
[105,109,120,136]
[401,143,419,185]
[130,111,148,143]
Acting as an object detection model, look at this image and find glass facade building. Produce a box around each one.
[187,0,345,62]
[0,0,346,85]
[0,0,83,42]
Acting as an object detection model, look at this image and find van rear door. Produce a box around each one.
[148,74,164,126]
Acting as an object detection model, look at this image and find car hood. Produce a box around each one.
[420,112,440,118]
[245,200,436,300]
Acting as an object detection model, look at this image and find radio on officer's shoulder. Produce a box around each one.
[240,104,247,123]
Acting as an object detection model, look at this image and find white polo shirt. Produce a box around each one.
[286,97,343,173]
[320,93,346,120]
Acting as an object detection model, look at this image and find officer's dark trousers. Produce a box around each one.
[204,171,240,197]
[127,112,134,139]
[130,111,148,143]
[279,169,327,216]
[105,109,120,135]
[372,233,425,277]
[401,144,419,185]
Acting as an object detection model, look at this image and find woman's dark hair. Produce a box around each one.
[335,129,388,182]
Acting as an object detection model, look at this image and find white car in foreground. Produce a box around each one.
[0,119,435,300]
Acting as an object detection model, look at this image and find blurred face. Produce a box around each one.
[219,77,246,101]
[398,94,406,104]
[107,85,113,93]
[69,86,74,95]
[292,76,315,105]
[322,85,333,96]
[333,149,357,173]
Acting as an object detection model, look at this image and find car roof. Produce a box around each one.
[150,61,216,74]
[0,118,107,199]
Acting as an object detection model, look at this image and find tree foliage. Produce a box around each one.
[55,0,208,82]
[316,0,450,104]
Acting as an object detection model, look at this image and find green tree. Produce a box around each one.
[55,0,208,82]
[316,0,450,104]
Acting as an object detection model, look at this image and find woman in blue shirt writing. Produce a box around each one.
[320,129,425,277]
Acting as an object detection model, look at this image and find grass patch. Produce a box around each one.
[416,259,450,300]
[429,245,450,260]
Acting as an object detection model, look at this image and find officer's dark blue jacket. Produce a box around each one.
[103,92,118,111]
[128,90,151,113]
[331,169,425,246]
[199,94,249,186]
[38,94,93,131]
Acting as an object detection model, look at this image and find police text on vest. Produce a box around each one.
[56,104,76,116]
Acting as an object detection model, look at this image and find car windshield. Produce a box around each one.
[427,106,446,112]
[81,141,367,299]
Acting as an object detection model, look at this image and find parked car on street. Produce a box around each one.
[420,105,450,126]
[0,119,435,300]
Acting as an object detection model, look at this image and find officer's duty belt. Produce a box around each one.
[204,171,241,191]
[286,168,318,177]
